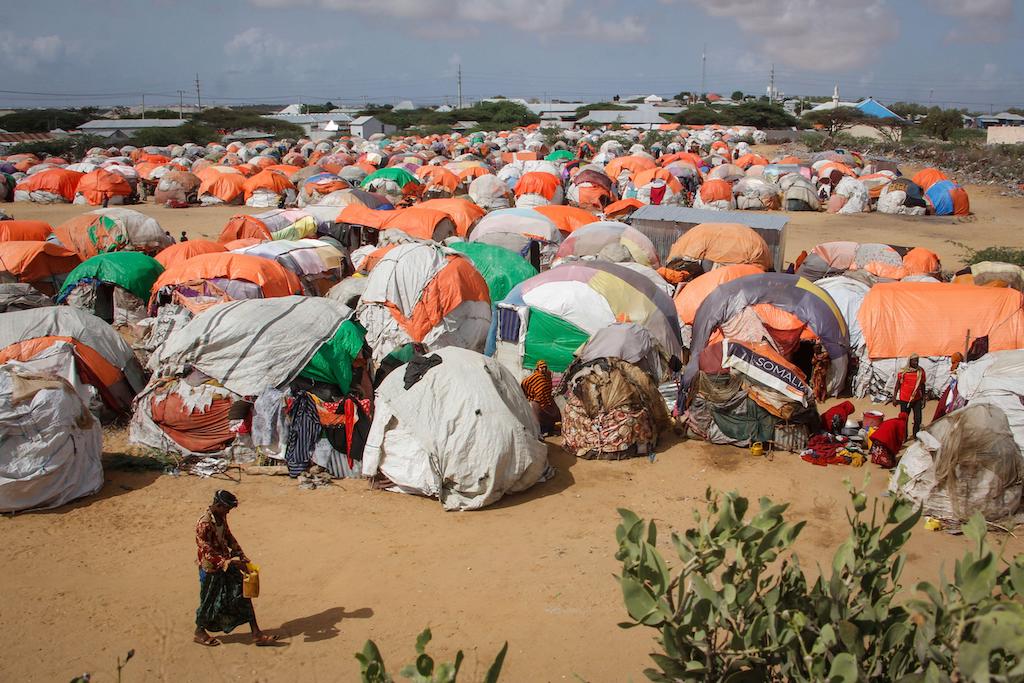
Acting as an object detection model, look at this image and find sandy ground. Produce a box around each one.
[2,180,1024,682]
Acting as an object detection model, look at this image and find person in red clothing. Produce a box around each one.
[869,412,908,469]
[893,354,926,436]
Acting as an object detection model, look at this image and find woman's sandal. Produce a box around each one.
[194,634,221,647]
[253,634,280,647]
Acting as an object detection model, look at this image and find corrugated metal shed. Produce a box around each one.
[629,205,789,271]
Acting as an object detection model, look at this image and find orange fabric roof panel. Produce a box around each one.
[858,282,1024,358]
[417,198,485,237]
[911,168,948,191]
[668,223,773,270]
[632,168,684,194]
[381,208,448,240]
[0,220,52,242]
[76,169,132,205]
[533,205,598,235]
[950,186,970,216]
[149,252,301,310]
[242,170,294,200]
[604,155,657,180]
[0,240,80,285]
[604,198,644,218]
[674,264,764,325]
[218,215,272,243]
[198,172,245,202]
[394,255,491,341]
[698,179,734,203]
[14,168,84,202]
[901,247,941,277]
[337,204,395,230]
[514,172,560,199]
[155,239,227,269]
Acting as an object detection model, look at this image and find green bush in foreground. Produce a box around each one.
[356,628,507,683]
[616,482,1024,682]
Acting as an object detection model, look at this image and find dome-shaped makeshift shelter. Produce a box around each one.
[362,346,549,511]
[57,251,164,325]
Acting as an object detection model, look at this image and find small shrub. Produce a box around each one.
[356,628,507,683]
[616,481,1024,681]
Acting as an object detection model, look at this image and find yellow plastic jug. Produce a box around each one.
[750,442,764,457]
[242,562,260,598]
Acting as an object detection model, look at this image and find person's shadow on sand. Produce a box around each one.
[277,607,374,642]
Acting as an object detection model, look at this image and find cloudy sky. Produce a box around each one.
[2,0,1021,112]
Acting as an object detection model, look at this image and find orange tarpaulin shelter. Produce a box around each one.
[76,169,132,205]
[380,208,456,241]
[632,168,684,194]
[0,241,81,294]
[417,198,485,237]
[674,264,764,325]
[149,252,302,312]
[155,239,227,269]
[697,179,734,203]
[533,205,598,235]
[198,172,245,204]
[13,168,84,202]
[858,282,1024,359]
[668,223,773,270]
[604,155,657,180]
[337,204,395,230]
[242,169,294,201]
[902,247,941,277]
[514,172,560,200]
[0,220,52,242]
[218,215,273,242]
[604,198,644,219]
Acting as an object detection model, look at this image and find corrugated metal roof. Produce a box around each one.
[263,113,353,124]
[0,132,56,143]
[79,119,186,129]
[630,205,789,231]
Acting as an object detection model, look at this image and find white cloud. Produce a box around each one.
[685,0,898,71]
[924,0,1012,43]
[223,27,331,73]
[923,0,1012,19]
[0,32,65,72]
[246,0,646,41]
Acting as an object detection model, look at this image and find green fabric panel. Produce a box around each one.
[523,309,590,373]
[298,320,365,393]
[360,167,418,188]
[58,251,164,301]
[447,242,537,303]
[710,397,776,445]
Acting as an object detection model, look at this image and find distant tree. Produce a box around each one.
[674,104,728,125]
[0,108,92,133]
[130,109,181,119]
[613,94,620,102]
[920,108,965,141]
[674,91,692,103]
[131,122,220,146]
[731,101,798,128]
[802,106,867,138]
[731,90,745,101]
[194,107,304,138]
[491,95,507,99]
[574,102,633,120]
[626,97,646,104]
[867,116,910,143]
[889,101,928,119]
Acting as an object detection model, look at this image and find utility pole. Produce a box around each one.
[457,63,463,109]
[700,44,706,98]
[769,63,775,103]
[141,93,146,119]
[195,73,203,111]
[178,90,185,119]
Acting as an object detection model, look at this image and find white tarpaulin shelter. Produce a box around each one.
[891,350,1024,522]
[363,347,549,510]
[0,345,103,512]
[147,296,349,396]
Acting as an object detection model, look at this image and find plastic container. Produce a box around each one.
[863,410,884,429]
[242,562,260,598]
[750,442,764,457]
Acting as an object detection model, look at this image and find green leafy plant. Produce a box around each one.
[616,481,1024,681]
[356,628,507,683]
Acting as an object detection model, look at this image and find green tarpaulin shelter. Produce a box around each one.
[57,251,164,302]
